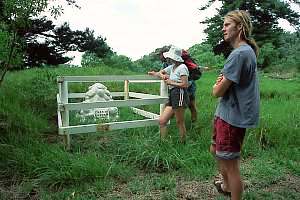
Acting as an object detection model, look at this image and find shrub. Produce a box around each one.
[81,52,104,67]
[188,43,225,68]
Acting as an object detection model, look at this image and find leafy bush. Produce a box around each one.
[258,42,279,68]
[134,53,162,73]
[0,27,23,68]
[188,43,225,68]
[103,54,140,72]
[81,52,104,67]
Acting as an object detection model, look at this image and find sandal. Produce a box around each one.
[213,180,231,197]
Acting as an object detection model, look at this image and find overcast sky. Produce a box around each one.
[48,0,298,64]
[49,0,221,62]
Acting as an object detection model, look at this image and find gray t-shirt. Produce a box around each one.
[164,64,189,89]
[215,44,260,128]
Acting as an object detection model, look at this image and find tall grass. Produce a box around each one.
[0,65,299,199]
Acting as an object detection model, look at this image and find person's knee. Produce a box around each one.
[159,118,168,127]
[175,117,185,126]
[189,102,196,110]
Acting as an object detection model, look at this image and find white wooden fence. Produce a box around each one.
[57,75,168,149]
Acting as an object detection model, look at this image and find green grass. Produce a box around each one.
[0,65,299,199]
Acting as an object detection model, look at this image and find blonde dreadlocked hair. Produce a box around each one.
[225,10,259,57]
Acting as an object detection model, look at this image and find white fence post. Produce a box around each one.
[124,80,129,100]
[160,80,168,115]
[61,80,70,150]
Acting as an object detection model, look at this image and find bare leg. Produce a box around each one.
[159,106,174,139]
[219,159,243,200]
[189,99,197,122]
[210,145,226,190]
[174,107,186,142]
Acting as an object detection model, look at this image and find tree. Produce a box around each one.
[1,0,113,72]
[22,18,112,67]
[200,0,300,60]
[0,0,78,85]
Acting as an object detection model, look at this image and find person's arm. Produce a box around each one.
[212,74,232,97]
[148,69,168,80]
[165,75,188,88]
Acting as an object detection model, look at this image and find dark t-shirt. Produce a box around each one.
[215,44,260,128]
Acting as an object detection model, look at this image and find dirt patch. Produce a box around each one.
[102,173,300,199]
[0,174,37,200]
[263,173,300,193]
[176,178,219,200]
[101,176,222,200]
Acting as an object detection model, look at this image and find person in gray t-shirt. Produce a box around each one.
[210,10,260,200]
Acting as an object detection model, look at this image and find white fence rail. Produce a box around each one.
[57,75,168,149]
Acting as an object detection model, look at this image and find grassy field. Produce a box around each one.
[0,65,299,200]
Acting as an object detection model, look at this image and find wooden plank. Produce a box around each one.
[60,98,168,111]
[68,93,85,99]
[57,94,61,104]
[59,75,160,82]
[129,80,161,83]
[61,81,70,149]
[160,80,168,115]
[129,92,162,99]
[68,92,124,99]
[66,92,162,102]
[57,110,62,128]
[59,119,159,135]
[124,80,129,100]
[58,82,62,102]
[131,107,159,119]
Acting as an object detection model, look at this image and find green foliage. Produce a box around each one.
[189,43,225,68]
[1,0,48,25]
[104,54,140,72]
[0,26,23,68]
[271,32,300,73]
[258,42,279,68]
[81,52,104,67]
[258,32,300,74]
[0,29,10,61]
[134,54,162,73]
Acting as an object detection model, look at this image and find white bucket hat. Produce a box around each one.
[163,46,184,62]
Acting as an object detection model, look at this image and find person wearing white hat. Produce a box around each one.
[148,46,189,143]
[159,47,199,124]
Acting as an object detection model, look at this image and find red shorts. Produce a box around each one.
[212,117,246,160]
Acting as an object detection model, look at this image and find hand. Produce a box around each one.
[164,78,172,85]
[148,71,156,76]
[161,74,169,80]
[203,66,209,71]
[215,74,223,85]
